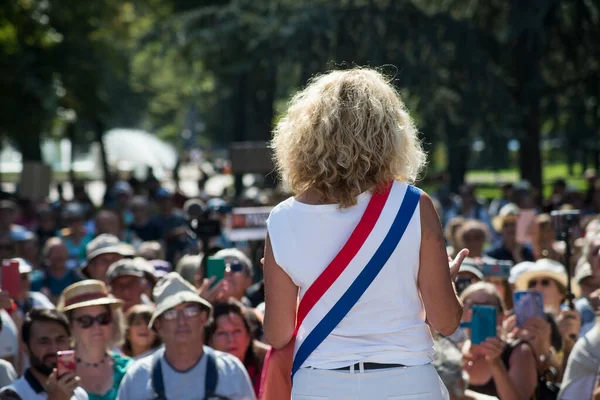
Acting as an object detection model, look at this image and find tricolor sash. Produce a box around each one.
[291,183,421,379]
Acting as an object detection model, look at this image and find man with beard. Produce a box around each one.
[0,308,87,399]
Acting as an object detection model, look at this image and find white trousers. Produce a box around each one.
[291,363,449,400]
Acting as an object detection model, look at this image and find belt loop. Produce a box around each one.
[359,362,365,374]
[350,364,355,374]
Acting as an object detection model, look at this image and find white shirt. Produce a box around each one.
[117,346,256,400]
[0,310,18,359]
[267,181,434,370]
[0,369,88,400]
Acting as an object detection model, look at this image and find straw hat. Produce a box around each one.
[149,272,212,328]
[492,203,519,233]
[57,280,123,313]
[514,258,581,298]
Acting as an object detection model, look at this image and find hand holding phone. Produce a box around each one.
[205,257,226,288]
[514,291,545,328]
[470,305,497,345]
[1,259,20,299]
[56,350,76,378]
[482,259,512,278]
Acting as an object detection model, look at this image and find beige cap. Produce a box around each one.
[149,272,212,328]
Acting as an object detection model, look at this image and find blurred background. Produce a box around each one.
[0,0,599,204]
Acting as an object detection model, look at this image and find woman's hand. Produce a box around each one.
[0,290,12,310]
[449,248,470,282]
[522,317,552,358]
[557,309,581,350]
[473,337,507,365]
[198,277,232,304]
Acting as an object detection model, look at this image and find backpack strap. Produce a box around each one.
[151,352,166,400]
[204,347,218,399]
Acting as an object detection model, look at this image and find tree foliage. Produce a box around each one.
[1,0,598,192]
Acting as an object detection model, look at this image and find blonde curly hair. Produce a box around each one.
[271,67,426,208]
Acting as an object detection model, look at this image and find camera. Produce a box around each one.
[550,209,581,234]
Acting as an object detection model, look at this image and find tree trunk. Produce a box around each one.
[93,119,112,203]
[67,123,77,184]
[518,101,543,193]
[232,72,247,199]
[446,127,470,193]
[13,129,43,162]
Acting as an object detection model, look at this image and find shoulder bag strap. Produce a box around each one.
[204,347,219,399]
[151,353,166,400]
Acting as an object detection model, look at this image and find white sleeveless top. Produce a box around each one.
[267,181,435,370]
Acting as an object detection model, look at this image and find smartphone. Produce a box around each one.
[1,260,20,299]
[56,350,76,377]
[471,305,497,345]
[205,257,226,287]
[514,290,545,328]
[481,260,512,278]
[516,209,536,245]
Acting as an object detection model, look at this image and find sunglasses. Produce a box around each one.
[528,278,552,289]
[162,305,202,321]
[75,312,112,329]
[226,262,246,274]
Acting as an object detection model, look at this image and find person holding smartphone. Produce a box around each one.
[57,280,132,400]
[459,282,538,400]
[0,308,88,400]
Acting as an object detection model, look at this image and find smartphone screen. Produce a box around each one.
[206,257,226,287]
[516,209,536,245]
[56,350,76,377]
[471,305,497,345]
[1,260,20,299]
[514,290,545,328]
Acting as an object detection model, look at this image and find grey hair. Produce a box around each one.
[213,248,254,277]
[433,339,467,398]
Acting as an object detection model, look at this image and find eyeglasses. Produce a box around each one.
[162,305,202,321]
[528,278,551,289]
[75,312,112,329]
[226,262,246,274]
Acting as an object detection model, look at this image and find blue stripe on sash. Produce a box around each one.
[292,185,421,379]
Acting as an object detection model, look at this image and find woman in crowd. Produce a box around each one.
[531,214,564,262]
[205,299,270,396]
[445,216,467,259]
[122,304,162,359]
[459,282,538,399]
[514,258,580,313]
[58,280,132,400]
[456,219,490,259]
[59,203,94,269]
[264,67,468,399]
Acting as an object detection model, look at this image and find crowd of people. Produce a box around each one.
[0,181,270,400]
[0,68,599,400]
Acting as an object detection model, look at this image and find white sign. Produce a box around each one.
[225,206,273,242]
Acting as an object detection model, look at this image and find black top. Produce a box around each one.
[469,340,530,398]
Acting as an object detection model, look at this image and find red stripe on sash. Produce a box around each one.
[294,182,393,334]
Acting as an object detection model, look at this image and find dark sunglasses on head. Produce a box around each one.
[75,312,112,329]
[226,262,246,274]
[528,278,551,289]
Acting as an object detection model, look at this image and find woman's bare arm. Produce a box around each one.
[263,233,299,349]
[418,192,464,336]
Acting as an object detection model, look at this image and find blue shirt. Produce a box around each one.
[30,269,81,298]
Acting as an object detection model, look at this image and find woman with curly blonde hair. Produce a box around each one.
[263,68,468,399]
